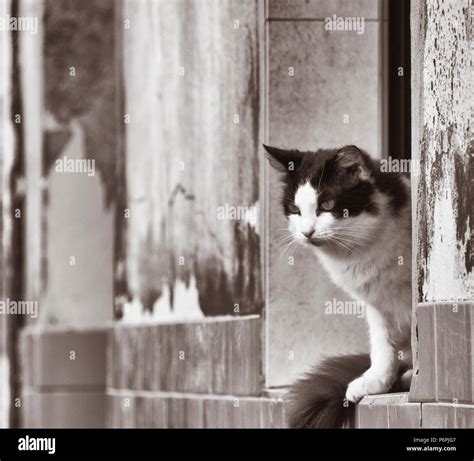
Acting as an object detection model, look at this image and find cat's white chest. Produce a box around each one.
[315,251,375,301]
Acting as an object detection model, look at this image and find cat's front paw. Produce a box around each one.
[345,370,392,403]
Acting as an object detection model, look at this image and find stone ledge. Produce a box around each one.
[356,393,421,428]
[22,391,106,428]
[107,316,262,395]
[356,393,474,428]
[107,389,286,428]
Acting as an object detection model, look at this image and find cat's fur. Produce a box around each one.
[264,144,412,428]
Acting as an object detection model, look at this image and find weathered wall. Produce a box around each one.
[410,0,474,415]
[0,0,13,428]
[265,0,380,386]
[121,0,262,320]
[28,0,117,326]
[415,0,472,303]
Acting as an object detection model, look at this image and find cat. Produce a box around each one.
[264,144,412,428]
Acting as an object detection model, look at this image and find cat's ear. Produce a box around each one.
[263,144,303,174]
[335,145,373,182]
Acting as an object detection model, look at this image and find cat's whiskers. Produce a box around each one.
[330,234,368,254]
[275,236,301,260]
[330,235,354,253]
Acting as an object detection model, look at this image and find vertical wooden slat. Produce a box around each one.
[260,399,286,428]
[184,322,210,394]
[387,403,421,428]
[409,305,437,401]
[226,318,261,395]
[455,405,474,428]
[211,320,227,394]
[167,397,186,429]
[357,401,389,428]
[422,403,456,428]
[471,305,474,403]
[436,304,471,403]
[152,396,169,429]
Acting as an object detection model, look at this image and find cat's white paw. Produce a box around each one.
[345,370,392,403]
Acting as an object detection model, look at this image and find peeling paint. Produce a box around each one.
[43,0,117,205]
[122,0,263,319]
[416,0,473,302]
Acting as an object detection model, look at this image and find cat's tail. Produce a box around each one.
[287,354,411,428]
[290,353,415,429]
[286,354,369,428]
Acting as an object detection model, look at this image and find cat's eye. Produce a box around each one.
[288,203,301,215]
[320,200,335,211]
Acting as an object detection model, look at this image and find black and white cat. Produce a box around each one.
[264,144,412,428]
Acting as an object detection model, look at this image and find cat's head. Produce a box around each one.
[264,144,408,252]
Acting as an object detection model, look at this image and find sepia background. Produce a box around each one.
[0,0,472,429]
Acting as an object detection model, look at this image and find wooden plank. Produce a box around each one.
[203,398,242,429]
[226,319,261,395]
[166,324,187,392]
[184,322,211,394]
[118,394,135,428]
[471,305,474,403]
[436,303,471,402]
[357,397,389,428]
[163,396,204,429]
[238,399,262,428]
[409,305,437,401]
[167,397,186,428]
[152,396,169,429]
[182,398,204,429]
[261,399,287,428]
[455,404,474,428]
[211,320,228,394]
[109,318,261,395]
[388,403,422,428]
[422,403,456,428]
[107,391,284,428]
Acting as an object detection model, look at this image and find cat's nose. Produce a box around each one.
[302,230,315,239]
